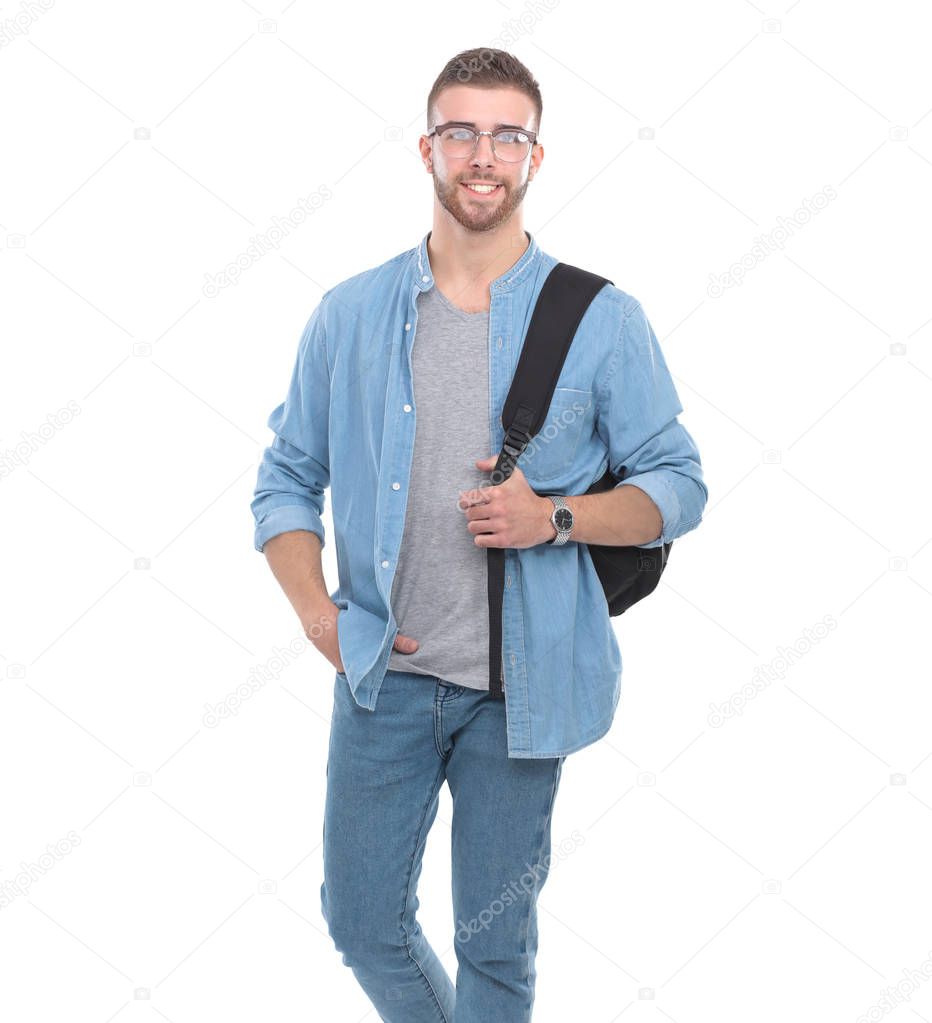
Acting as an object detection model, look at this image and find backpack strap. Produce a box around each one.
[487,262,612,699]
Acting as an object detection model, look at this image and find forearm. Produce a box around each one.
[538,485,662,546]
[262,529,332,632]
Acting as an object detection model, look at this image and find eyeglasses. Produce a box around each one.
[427,122,538,163]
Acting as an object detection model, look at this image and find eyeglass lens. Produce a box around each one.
[437,127,532,162]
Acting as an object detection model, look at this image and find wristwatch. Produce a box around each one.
[545,495,574,546]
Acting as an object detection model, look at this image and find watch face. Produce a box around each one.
[554,507,573,531]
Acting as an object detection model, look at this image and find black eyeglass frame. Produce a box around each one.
[426,121,540,162]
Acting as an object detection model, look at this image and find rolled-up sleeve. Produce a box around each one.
[595,299,708,548]
[251,299,331,553]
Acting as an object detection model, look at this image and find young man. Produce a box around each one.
[251,48,706,1023]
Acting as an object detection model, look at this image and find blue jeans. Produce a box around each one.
[320,668,567,1022]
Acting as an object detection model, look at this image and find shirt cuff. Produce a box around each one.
[615,473,681,548]
[254,504,325,553]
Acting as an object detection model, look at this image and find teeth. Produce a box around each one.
[464,183,498,193]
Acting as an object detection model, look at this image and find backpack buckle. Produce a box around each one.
[494,406,535,480]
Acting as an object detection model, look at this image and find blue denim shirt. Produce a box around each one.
[252,230,707,759]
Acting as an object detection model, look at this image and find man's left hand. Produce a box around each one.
[460,454,557,549]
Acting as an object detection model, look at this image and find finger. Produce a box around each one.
[466,513,496,531]
[473,532,503,547]
[460,489,489,507]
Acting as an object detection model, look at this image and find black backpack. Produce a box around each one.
[486,262,672,698]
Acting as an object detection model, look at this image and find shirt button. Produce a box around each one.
[403,404,412,412]
[510,652,517,666]
[381,560,389,568]
[421,275,429,282]
[405,323,411,330]
[506,574,511,587]
[392,482,400,490]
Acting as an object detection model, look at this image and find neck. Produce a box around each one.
[426,220,529,296]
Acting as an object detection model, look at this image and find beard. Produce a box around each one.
[433,170,529,233]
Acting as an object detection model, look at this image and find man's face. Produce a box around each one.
[423,85,542,233]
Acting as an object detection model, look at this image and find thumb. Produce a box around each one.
[475,454,498,470]
[394,633,419,653]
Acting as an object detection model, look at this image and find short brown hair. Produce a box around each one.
[426,48,542,134]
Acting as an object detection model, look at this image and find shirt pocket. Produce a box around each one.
[518,386,593,485]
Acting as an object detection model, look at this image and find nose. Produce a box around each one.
[470,132,496,168]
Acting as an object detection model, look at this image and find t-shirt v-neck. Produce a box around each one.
[431,285,490,320]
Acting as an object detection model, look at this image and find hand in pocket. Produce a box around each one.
[304,601,345,675]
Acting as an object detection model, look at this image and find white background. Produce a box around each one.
[2,1,931,1021]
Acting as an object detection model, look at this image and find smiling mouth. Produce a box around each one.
[460,182,503,197]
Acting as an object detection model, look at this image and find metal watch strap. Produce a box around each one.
[547,494,572,546]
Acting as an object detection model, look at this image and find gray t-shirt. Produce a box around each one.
[387,285,492,690]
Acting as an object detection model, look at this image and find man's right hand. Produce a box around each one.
[304,601,419,675]
[304,601,344,673]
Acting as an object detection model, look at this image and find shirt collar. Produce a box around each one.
[412,229,540,295]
